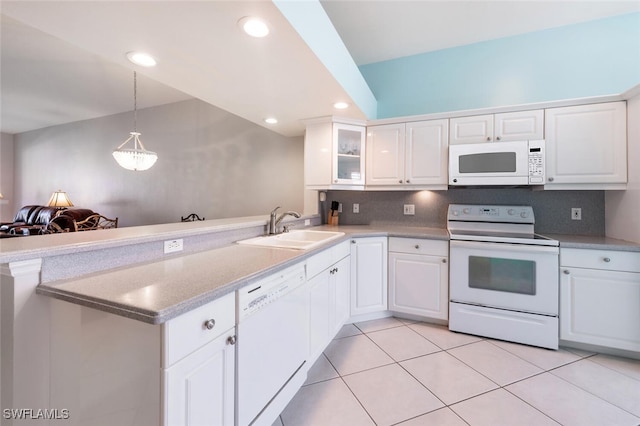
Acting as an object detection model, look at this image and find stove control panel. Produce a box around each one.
[448,204,535,224]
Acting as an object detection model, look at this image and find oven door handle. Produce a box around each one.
[450,239,559,254]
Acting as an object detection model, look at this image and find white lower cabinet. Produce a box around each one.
[350,237,388,317]
[560,248,640,353]
[388,238,449,321]
[163,292,236,426]
[308,242,351,364]
[164,333,235,426]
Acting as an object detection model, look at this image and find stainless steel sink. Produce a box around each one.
[237,230,345,250]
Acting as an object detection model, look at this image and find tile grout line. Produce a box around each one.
[292,320,640,426]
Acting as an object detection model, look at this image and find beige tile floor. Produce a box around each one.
[274,317,640,426]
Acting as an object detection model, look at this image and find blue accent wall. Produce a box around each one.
[360,13,640,119]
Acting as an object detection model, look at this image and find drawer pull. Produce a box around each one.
[204,319,216,330]
[227,335,237,345]
[603,257,611,263]
[414,244,420,249]
[563,270,570,274]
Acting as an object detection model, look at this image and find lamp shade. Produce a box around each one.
[112,132,158,171]
[47,190,74,208]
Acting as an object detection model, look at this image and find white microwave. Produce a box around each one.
[449,140,545,186]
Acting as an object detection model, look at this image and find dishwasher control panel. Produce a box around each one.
[237,265,305,321]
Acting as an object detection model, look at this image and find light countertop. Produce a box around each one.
[35,225,448,324]
[547,234,640,252]
[28,222,640,325]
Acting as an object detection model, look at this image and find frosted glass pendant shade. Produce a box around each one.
[113,72,157,171]
[113,132,158,171]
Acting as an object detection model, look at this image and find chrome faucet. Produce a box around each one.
[268,206,301,235]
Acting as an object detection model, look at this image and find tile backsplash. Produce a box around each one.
[321,188,605,235]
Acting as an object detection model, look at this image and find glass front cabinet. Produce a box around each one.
[333,123,365,186]
[304,117,366,189]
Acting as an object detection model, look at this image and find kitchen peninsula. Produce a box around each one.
[2,213,639,425]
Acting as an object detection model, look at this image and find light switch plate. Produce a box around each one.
[403,204,415,215]
[353,203,360,213]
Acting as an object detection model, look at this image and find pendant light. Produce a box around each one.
[112,71,158,171]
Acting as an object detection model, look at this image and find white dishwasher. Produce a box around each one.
[236,264,308,426]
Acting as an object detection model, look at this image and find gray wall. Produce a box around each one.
[13,99,303,227]
[0,133,14,222]
[322,188,605,236]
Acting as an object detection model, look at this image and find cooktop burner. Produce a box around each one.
[447,204,558,246]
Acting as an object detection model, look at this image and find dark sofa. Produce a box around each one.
[1,205,99,235]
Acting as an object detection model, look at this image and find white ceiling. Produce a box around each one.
[322,0,640,66]
[2,1,639,137]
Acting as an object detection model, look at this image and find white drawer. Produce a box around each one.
[389,237,448,256]
[163,291,235,368]
[561,248,640,273]
[307,240,350,278]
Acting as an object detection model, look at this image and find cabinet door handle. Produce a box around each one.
[442,258,447,264]
[204,319,216,330]
[548,177,554,182]
[406,179,410,183]
[486,136,491,141]
[351,240,356,244]
[496,136,501,141]
[603,257,611,263]
[227,335,237,345]
[563,270,570,274]
[399,180,403,184]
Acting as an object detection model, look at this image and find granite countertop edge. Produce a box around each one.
[545,233,640,252]
[35,225,639,325]
[35,225,447,324]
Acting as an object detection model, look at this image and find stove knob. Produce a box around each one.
[520,211,529,218]
[508,209,516,216]
[463,208,470,215]
[452,210,459,216]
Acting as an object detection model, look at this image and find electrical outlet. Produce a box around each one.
[164,239,183,254]
[571,208,582,221]
[304,219,310,226]
[403,204,415,215]
[353,203,360,214]
[338,203,343,213]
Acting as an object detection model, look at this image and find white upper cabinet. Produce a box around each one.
[495,110,544,141]
[544,102,627,189]
[450,114,493,144]
[366,119,448,188]
[334,123,366,186]
[450,110,543,144]
[304,118,366,189]
[406,120,449,186]
[366,123,405,186]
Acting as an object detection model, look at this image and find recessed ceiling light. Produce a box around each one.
[126,51,157,67]
[239,16,270,38]
[333,102,349,110]
[264,117,278,124]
